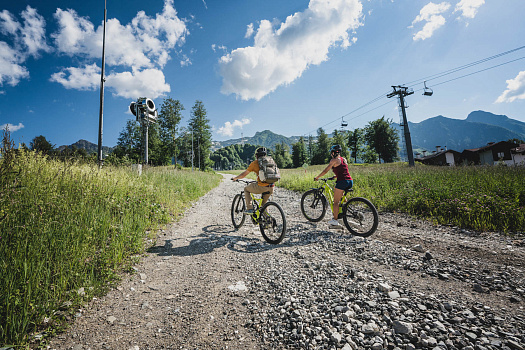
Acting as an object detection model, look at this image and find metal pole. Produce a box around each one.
[97,0,107,169]
[191,126,194,171]
[399,93,415,166]
[387,86,415,167]
[144,120,149,164]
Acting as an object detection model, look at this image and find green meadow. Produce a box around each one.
[0,150,220,346]
[278,163,525,233]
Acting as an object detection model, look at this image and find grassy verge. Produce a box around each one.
[0,150,220,346]
[279,163,525,233]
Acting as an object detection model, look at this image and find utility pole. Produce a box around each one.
[387,86,415,166]
[97,0,107,169]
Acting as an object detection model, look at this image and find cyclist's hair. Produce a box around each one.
[255,147,267,158]
[330,145,342,155]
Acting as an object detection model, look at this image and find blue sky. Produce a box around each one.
[1,0,525,148]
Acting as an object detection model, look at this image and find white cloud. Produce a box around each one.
[0,42,29,86]
[50,0,187,97]
[411,2,451,41]
[18,6,50,57]
[0,6,50,87]
[217,118,251,137]
[245,23,254,38]
[106,68,170,99]
[218,0,363,101]
[1,122,25,132]
[50,63,170,98]
[495,71,525,103]
[454,0,484,19]
[50,63,100,90]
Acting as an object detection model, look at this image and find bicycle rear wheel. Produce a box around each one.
[342,197,378,237]
[259,202,287,244]
[231,194,246,229]
[300,189,327,222]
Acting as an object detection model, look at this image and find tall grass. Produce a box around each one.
[0,150,220,346]
[279,163,525,233]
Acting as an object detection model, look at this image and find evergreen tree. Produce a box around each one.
[273,141,293,169]
[292,136,308,168]
[189,100,212,170]
[307,135,314,165]
[30,135,54,155]
[158,98,184,165]
[348,128,364,163]
[311,128,329,165]
[114,120,142,162]
[364,116,399,163]
[362,145,379,164]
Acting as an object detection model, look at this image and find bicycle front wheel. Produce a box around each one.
[300,189,327,222]
[342,197,378,237]
[231,194,246,229]
[259,202,287,244]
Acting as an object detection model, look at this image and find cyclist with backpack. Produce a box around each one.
[314,145,353,228]
[231,147,280,215]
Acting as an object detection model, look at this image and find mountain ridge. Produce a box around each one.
[61,111,524,154]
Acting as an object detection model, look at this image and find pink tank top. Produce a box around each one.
[333,156,352,181]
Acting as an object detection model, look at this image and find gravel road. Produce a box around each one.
[48,173,525,350]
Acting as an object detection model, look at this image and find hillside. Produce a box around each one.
[394,111,525,151]
[212,130,301,150]
[57,139,114,155]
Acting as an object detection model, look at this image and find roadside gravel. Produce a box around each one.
[48,173,525,350]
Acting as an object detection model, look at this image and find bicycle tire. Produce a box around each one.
[300,189,327,222]
[259,202,287,244]
[231,194,246,229]
[342,197,378,237]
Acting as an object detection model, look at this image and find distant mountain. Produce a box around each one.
[57,139,114,155]
[213,130,301,151]
[466,110,525,136]
[394,111,525,152]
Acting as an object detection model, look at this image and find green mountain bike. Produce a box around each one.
[231,180,287,244]
[300,177,378,237]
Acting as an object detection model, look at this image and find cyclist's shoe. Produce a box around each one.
[244,209,255,215]
[328,218,341,227]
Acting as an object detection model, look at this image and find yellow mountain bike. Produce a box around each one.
[231,180,287,244]
[300,177,378,237]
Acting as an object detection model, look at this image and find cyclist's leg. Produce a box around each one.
[244,184,255,210]
[333,188,345,220]
[334,180,353,219]
[261,185,274,207]
[244,182,268,209]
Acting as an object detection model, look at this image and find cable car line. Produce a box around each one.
[302,45,525,138]
[402,45,525,87]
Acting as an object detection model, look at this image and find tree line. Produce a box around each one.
[9,95,400,170]
[211,116,400,170]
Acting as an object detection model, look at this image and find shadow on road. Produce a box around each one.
[147,221,336,257]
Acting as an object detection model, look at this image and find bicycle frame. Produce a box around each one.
[314,179,352,216]
[236,180,271,223]
[247,193,264,223]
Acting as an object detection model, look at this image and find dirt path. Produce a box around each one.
[48,174,525,350]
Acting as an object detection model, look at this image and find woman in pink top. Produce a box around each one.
[314,145,353,227]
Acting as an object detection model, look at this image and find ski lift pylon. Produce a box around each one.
[423,81,433,96]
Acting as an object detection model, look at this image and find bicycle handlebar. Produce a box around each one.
[316,176,336,182]
[232,178,256,184]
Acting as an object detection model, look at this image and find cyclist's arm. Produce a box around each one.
[314,158,338,181]
[232,169,250,181]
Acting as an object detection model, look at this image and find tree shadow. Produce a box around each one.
[147,219,368,258]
